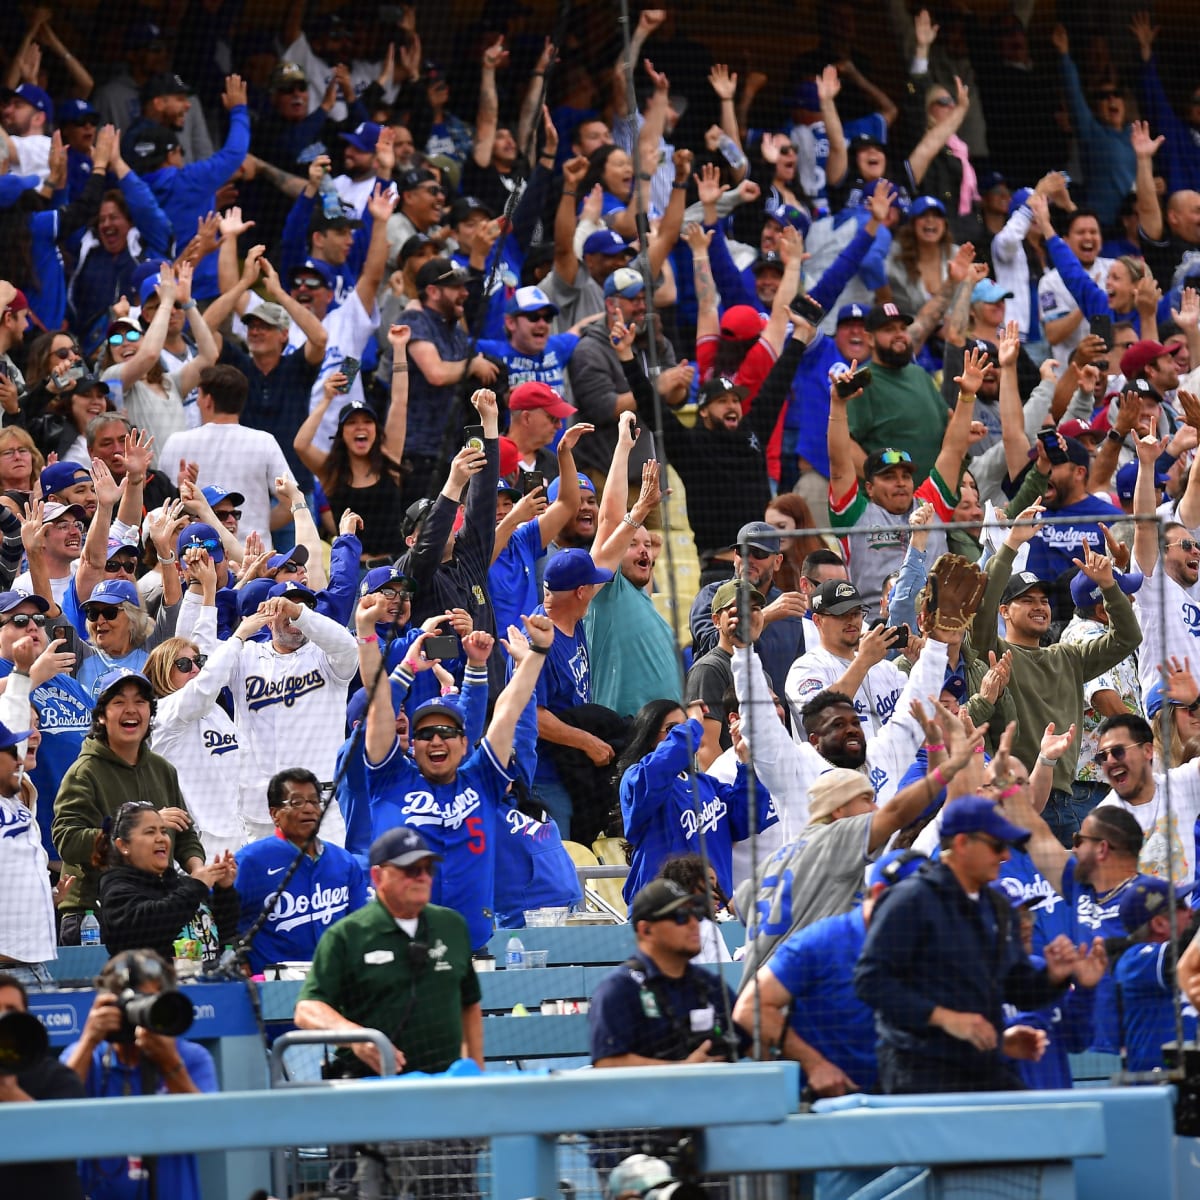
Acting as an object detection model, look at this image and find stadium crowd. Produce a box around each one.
[7,8,1200,1168]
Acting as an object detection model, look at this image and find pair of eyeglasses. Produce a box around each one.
[1092,742,1147,765]
[0,447,31,459]
[413,725,463,742]
[105,558,138,574]
[418,185,446,197]
[108,329,142,346]
[291,276,325,291]
[85,604,122,621]
[280,84,308,96]
[52,345,80,360]
[0,612,46,629]
[377,585,411,601]
[1168,538,1199,553]
[214,508,242,522]
[173,654,207,673]
[278,796,322,810]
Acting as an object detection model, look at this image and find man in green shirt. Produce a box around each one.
[296,825,482,1196]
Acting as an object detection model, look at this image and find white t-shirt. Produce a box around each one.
[308,290,381,447]
[1037,257,1112,371]
[1098,765,1200,888]
[100,365,188,467]
[12,562,75,605]
[1132,565,1200,707]
[334,173,376,216]
[0,791,57,961]
[159,422,290,549]
[12,133,50,182]
[283,35,388,122]
[708,745,782,896]
[785,646,906,740]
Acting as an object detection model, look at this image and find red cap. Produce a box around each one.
[1057,418,1100,442]
[6,289,29,314]
[1119,340,1169,380]
[719,304,767,341]
[498,435,520,477]
[509,380,576,418]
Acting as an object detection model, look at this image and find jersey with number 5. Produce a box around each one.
[366,738,513,949]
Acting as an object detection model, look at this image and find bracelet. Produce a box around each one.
[562,189,578,198]
[356,634,379,645]
[1036,753,1059,767]
[623,512,644,530]
[692,256,710,263]
[440,685,459,696]
[180,300,197,312]
[291,501,308,512]
[957,392,975,402]
[972,745,986,754]
[924,743,946,755]
[929,766,946,790]
[392,366,408,373]
[529,642,551,655]
[402,659,420,672]
[672,181,688,190]
[158,552,177,564]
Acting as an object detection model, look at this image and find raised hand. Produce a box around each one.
[1004,500,1045,548]
[222,73,248,109]
[708,63,737,101]
[1164,655,1200,706]
[366,182,399,223]
[695,161,726,210]
[867,179,896,226]
[557,421,594,454]
[90,457,123,509]
[1050,24,1069,56]
[914,8,939,50]
[1130,11,1159,61]
[1130,118,1164,158]
[1071,538,1115,590]
[997,319,1020,369]
[977,650,1012,705]
[122,428,155,480]
[945,241,977,284]
[954,345,989,396]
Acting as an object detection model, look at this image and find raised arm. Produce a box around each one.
[817,66,847,188]
[173,264,219,397]
[554,155,588,283]
[536,423,591,548]
[907,76,969,187]
[518,39,555,154]
[486,615,555,765]
[594,458,664,575]
[259,255,328,366]
[473,39,507,169]
[113,265,175,389]
[931,344,988,489]
[356,185,398,313]
[204,243,264,338]
[595,411,639,550]
[293,374,340,476]
[828,364,865,500]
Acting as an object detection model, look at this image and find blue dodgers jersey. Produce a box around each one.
[0,661,92,856]
[489,520,545,642]
[998,847,1076,954]
[366,737,513,948]
[235,836,370,974]
[1061,856,1130,1054]
[477,333,579,393]
[494,806,583,926]
[1114,942,1199,1071]
[1003,954,1097,1090]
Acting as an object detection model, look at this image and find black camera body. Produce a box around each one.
[683,1024,740,1062]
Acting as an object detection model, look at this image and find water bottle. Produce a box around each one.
[80,910,100,946]
[317,171,344,221]
[505,935,526,970]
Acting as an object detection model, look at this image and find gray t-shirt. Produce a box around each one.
[736,812,877,986]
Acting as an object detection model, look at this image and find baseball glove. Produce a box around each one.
[923,553,987,635]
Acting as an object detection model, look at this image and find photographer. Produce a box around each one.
[61,949,215,1200]
[589,880,748,1067]
[0,973,85,1198]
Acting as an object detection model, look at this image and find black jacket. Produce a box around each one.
[854,860,1065,1078]
[98,863,239,963]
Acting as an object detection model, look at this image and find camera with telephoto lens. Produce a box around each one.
[0,1010,50,1074]
[683,1022,740,1061]
[112,986,195,1043]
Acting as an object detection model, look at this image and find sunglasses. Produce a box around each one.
[390,861,435,878]
[522,309,556,323]
[969,833,1008,853]
[291,276,326,291]
[1095,90,1121,101]
[105,557,138,573]
[85,605,122,622]
[931,95,956,107]
[660,906,703,925]
[1093,743,1148,765]
[279,84,308,96]
[413,725,464,742]
[108,329,143,346]
[1168,539,1200,553]
[745,547,777,561]
[52,345,80,360]
[0,612,46,629]
[214,508,242,522]
[173,654,207,674]
[1072,832,1106,848]
[417,185,446,197]
[875,450,913,467]
[276,560,304,574]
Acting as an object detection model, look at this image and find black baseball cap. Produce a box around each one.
[141,72,194,103]
[698,376,748,408]
[127,125,180,173]
[1001,570,1049,604]
[865,303,914,332]
[630,879,705,925]
[415,258,470,290]
[863,448,914,479]
[809,580,865,616]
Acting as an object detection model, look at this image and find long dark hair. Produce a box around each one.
[615,698,686,779]
[581,144,630,202]
[320,410,402,494]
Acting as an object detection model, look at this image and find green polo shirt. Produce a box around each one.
[299,899,481,1075]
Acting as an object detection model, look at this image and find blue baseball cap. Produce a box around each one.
[289,258,337,290]
[1115,460,1168,505]
[267,545,310,571]
[836,302,868,325]
[0,591,48,615]
[202,484,246,508]
[58,97,99,124]
[1119,874,1192,933]
[1145,680,1195,720]
[410,699,466,730]
[505,285,559,316]
[972,279,1013,304]
[95,667,154,704]
[138,274,163,305]
[909,195,947,221]
[267,581,317,605]
[238,577,274,617]
[866,849,927,890]
[1070,568,1143,610]
[0,719,33,752]
[582,229,632,257]
[177,522,225,564]
[940,795,1030,845]
[543,548,613,591]
[40,461,90,496]
[604,266,645,298]
[764,201,811,239]
[496,478,522,501]
[789,81,821,112]
[339,121,382,153]
[545,472,596,502]
[5,84,53,123]
[369,825,444,868]
[84,579,139,608]
[359,565,415,597]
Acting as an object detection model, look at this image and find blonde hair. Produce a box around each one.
[85,599,154,652]
[145,637,199,698]
[0,426,44,489]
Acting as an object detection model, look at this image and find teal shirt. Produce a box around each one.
[584,569,683,717]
